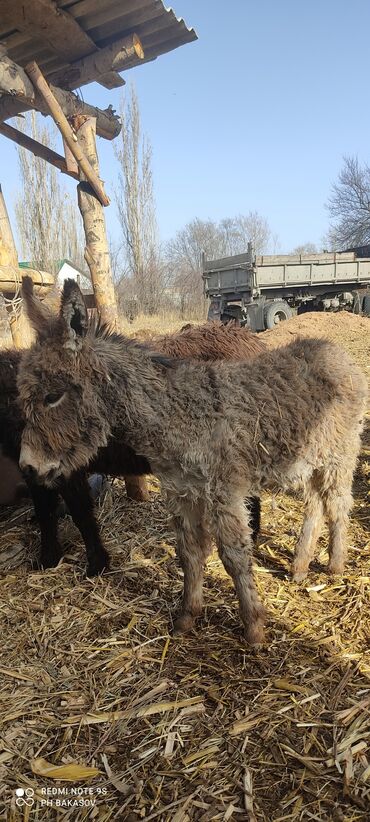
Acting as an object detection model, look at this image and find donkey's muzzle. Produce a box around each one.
[19,443,61,486]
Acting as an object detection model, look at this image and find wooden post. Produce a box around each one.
[0,191,52,348]
[62,137,79,177]
[0,292,12,348]
[0,185,21,347]
[8,313,23,348]
[0,184,18,267]
[72,115,118,329]
[73,117,148,501]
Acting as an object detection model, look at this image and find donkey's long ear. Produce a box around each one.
[21,276,54,341]
[60,278,88,351]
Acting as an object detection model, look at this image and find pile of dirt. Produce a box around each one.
[261,312,370,385]
[261,309,370,347]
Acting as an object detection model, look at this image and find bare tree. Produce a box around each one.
[227,212,272,256]
[165,219,222,317]
[14,111,85,275]
[166,213,275,317]
[167,219,221,273]
[326,155,370,249]
[167,213,274,269]
[291,242,318,254]
[114,86,165,314]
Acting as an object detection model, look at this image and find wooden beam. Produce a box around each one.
[48,33,144,90]
[0,54,36,100]
[0,55,121,140]
[0,122,79,180]
[25,61,110,206]
[0,0,123,90]
[0,279,50,349]
[0,266,54,291]
[73,116,118,329]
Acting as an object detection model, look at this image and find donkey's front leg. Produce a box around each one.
[60,472,109,576]
[29,483,63,569]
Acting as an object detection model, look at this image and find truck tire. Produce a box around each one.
[363,294,370,316]
[264,300,292,329]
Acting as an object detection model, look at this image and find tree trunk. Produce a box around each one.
[73,115,117,329]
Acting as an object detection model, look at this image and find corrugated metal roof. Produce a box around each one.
[0,0,197,90]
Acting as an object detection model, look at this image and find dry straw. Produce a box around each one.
[0,312,369,821]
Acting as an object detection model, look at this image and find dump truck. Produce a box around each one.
[202,244,370,330]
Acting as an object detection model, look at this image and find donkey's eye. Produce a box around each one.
[44,392,65,408]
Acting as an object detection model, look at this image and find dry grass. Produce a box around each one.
[0,312,369,821]
[119,312,204,340]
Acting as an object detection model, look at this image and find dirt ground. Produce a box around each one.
[0,311,369,821]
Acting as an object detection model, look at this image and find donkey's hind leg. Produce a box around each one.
[124,475,150,502]
[247,496,261,546]
[210,493,265,645]
[292,474,324,582]
[323,464,355,576]
[168,495,212,634]
[321,428,362,576]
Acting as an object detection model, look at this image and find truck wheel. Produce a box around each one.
[363,294,370,316]
[264,300,292,329]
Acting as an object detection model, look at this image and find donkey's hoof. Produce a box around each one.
[327,561,344,576]
[292,565,308,583]
[86,549,110,577]
[244,621,265,646]
[37,552,63,571]
[173,613,196,634]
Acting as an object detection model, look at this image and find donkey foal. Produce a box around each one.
[18,278,367,644]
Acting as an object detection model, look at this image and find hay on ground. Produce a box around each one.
[0,311,369,821]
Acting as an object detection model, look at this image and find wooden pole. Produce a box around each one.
[25,61,110,206]
[0,184,18,267]
[0,185,22,347]
[0,123,79,180]
[0,201,52,346]
[0,292,12,348]
[72,115,118,330]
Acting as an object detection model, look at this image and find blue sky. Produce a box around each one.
[1,0,370,253]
